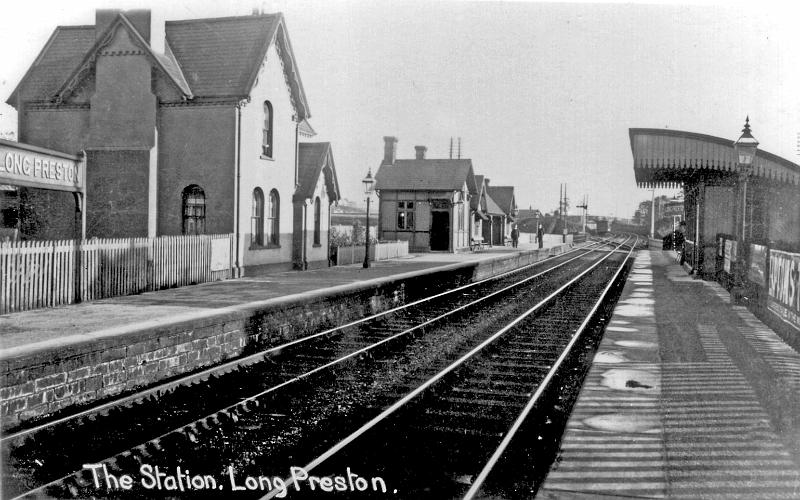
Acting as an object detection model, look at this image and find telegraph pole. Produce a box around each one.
[576,195,588,233]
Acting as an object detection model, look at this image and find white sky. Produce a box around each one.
[1,0,799,218]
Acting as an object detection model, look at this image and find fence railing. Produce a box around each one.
[333,240,409,266]
[0,234,234,314]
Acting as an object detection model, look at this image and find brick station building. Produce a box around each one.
[6,9,340,272]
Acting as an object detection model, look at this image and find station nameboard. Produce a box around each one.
[768,249,800,331]
[0,139,84,192]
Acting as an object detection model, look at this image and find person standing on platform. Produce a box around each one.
[537,224,544,249]
[676,221,686,265]
[511,225,520,248]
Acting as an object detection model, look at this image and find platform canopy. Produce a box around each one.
[629,128,800,188]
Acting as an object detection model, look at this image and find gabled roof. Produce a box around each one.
[8,11,311,119]
[375,159,478,194]
[471,175,486,211]
[486,186,516,216]
[166,13,310,117]
[53,12,193,103]
[6,26,96,104]
[483,191,505,216]
[294,142,340,202]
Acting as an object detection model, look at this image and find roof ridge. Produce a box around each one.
[165,13,281,25]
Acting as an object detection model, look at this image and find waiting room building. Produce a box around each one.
[375,137,477,252]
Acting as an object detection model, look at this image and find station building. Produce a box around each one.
[374,137,477,252]
[485,182,517,244]
[472,175,509,246]
[5,9,339,272]
[630,120,800,338]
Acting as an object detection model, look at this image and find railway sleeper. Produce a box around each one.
[450,386,532,400]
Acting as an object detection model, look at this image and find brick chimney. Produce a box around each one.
[383,136,398,164]
[414,146,427,160]
[89,8,156,149]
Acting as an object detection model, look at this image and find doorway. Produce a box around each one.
[430,210,450,251]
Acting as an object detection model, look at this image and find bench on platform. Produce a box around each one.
[470,237,486,251]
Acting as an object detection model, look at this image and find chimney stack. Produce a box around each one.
[484,178,490,186]
[383,136,398,164]
[414,146,427,160]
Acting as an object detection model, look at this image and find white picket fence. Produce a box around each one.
[334,240,409,266]
[0,234,234,314]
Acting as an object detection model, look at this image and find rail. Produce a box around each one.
[259,236,633,498]
[4,240,614,499]
[464,234,637,498]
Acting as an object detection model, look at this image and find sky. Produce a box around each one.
[1,0,799,219]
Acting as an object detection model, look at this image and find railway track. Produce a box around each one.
[259,235,637,499]
[2,237,631,499]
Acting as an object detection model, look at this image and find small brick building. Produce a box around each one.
[5,9,339,272]
[375,137,477,252]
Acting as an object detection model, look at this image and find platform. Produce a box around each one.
[0,245,538,355]
[539,250,800,499]
[0,242,570,429]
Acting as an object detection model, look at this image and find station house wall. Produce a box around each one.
[238,43,303,269]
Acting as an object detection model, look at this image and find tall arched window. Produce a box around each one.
[182,185,205,235]
[268,189,280,246]
[262,101,273,158]
[251,188,265,246]
[313,197,321,246]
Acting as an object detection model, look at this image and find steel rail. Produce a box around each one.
[260,236,631,500]
[462,234,638,499]
[9,242,611,500]
[2,240,606,445]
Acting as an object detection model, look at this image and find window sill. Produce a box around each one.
[260,155,275,161]
[249,244,281,251]
[312,243,321,248]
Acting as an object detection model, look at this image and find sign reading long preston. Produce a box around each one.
[768,249,800,331]
[0,139,84,192]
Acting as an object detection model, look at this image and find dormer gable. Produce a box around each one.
[54,11,192,105]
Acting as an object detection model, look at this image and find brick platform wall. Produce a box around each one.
[0,244,571,430]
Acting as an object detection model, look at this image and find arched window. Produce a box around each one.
[182,185,205,235]
[262,101,273,158]
[313,197,321,246]
[268,189,280,246]
[251,188,265,246]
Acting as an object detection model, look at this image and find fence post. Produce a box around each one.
[73,239,82,304]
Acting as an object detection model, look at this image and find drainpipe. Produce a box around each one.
[234,101,244,277]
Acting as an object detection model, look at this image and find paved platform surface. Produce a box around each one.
[540,250,800,499]
[0,244,544,354]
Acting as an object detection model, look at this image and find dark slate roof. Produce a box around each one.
[486,186,516,215]
[375,160,477,194]
[294,142,340,202]
[9,12,310,118]
[483,191,505,216]
[165,13,309,117]
[166,15,278,98]
[6,26,96,104]
[471,174,486,210]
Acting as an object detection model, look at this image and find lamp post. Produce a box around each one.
[733,116,758,285]
[362,168,375,269]
[649,188,656,241]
